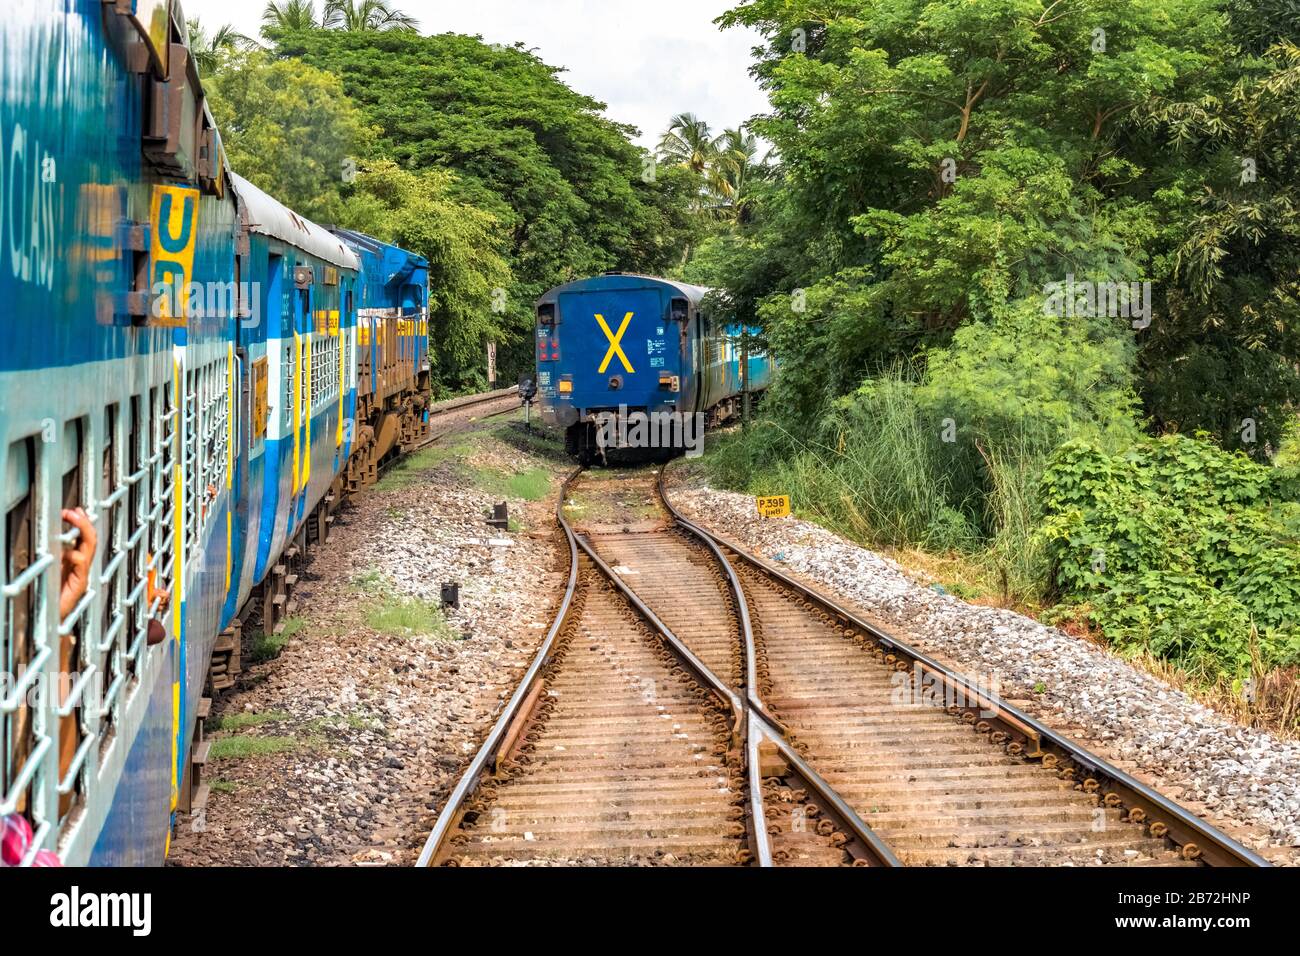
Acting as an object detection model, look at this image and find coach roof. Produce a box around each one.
[536,273,711,307]
[230,172,361,272]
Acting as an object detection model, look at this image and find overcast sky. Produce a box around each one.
[185,0,771,149]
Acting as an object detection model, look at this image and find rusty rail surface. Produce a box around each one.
[655,462,1269,868]
[415,467,581,867]
[428,385,520,416]
[418,468,771,866]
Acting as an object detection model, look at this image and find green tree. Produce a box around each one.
[274,29,698,380]
[657,112,716,175]
[205,51,374,222]
[339,161,513,389]
[709,128,764,222]
[1137,39,1300,454]
[1229,0,1300,54]
[715,0,1260,429]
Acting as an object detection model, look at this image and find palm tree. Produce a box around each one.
[261,0,320,38]
[710,128,763,220]
[657,113,717,175]
[186,18,253,74]
[322,0,419,32]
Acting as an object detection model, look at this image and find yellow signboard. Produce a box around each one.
[150,184,200,327]
[756,495,791,519]
[251,356,269,439]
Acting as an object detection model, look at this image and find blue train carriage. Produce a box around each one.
[535,273,772,461]
[1,0,242,865]
[329,227,431,490]
[227,172,361,665]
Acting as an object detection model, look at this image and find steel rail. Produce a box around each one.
[414,466,582,868]
[571,531,772,866]
[418,466,771,867]
[416,388,522,450]
[629,468,898,866]
[566,468,897,865]
[658,461,1270,869]
[427,384,520,417]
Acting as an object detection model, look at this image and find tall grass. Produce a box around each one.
[706,369,1052,603]
[978,435,1049,602]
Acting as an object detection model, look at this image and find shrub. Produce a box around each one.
[1040,433,1300,678]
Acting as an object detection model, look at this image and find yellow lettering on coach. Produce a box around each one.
[150,185,200,327]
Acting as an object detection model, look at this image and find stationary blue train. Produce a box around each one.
[535,273,772,462]
[1,1,431,865]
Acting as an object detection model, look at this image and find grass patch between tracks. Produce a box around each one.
[364,592,455,639]
[374,441,475,491]
[352,571,455,640]
[250,617,306,663]
[473,465,552,502]
[209,735,304,761]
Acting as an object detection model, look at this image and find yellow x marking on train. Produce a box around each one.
[595,312,635,374]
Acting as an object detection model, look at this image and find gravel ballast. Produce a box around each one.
[168,417,568,866]
[668,476,1300,860]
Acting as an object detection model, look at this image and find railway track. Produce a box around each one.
[416,469,895,867]
[374,387,521,487]
[418,463,1268,868]
[417,386,523,449]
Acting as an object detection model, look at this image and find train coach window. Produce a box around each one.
[183,369,198,560]
[300,339,311,427]
[251,357,269,443]
[148,384,178,649]
[670,298,689,323]
[538,304,556,327]
[284,342,295,430]
[98,404,126,744]
[311,332,340,409]
[58,420,91,818]
[185,359,230,561]
[2,438,41,829]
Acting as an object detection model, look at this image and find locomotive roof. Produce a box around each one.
[328,227,430,284]
[536,273,712,306]
[230,172,361,272]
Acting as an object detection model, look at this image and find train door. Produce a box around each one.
[292,276,311,526]
[252,254,285,584]
[557,286,665,408]
[228,252,255,614]
[339,283,354,464]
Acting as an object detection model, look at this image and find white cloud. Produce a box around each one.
[186,0,770,148]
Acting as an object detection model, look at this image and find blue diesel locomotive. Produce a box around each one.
[535,273,772,462]
[1,1,430,866]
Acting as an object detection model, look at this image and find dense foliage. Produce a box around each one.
[700,0,1300,701]
[273,29,700,379]
[205,52,516,394]
[709,0,1300,452]
[1040,436,1300,679]
[206,52,373,223]
[337,161,513,389]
